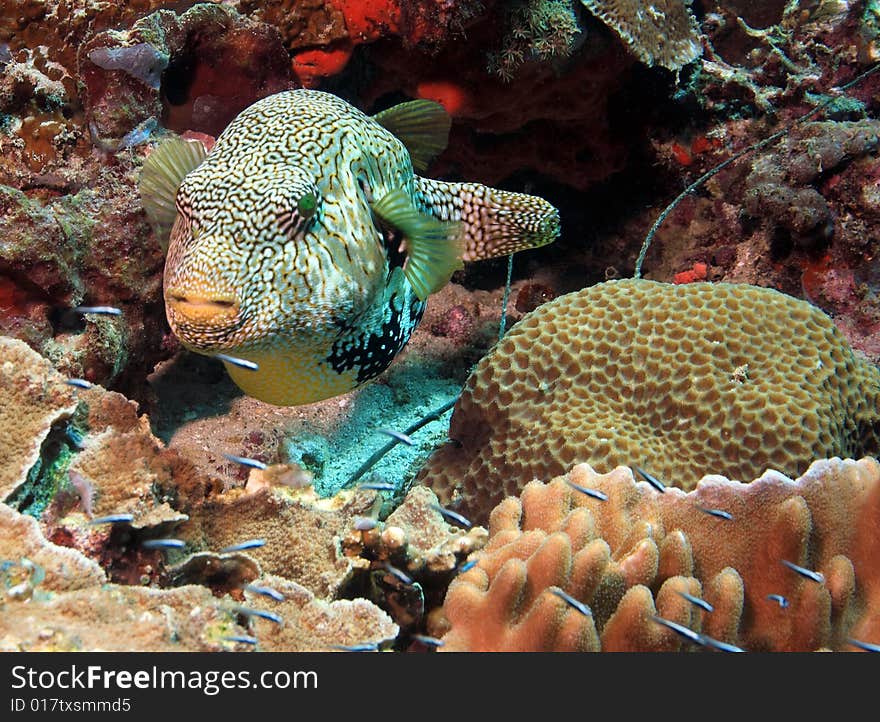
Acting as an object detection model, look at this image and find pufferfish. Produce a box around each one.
[139,89,559,406]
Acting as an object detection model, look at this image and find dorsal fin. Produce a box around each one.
[372,100,451,173]
[371,188,462,301]
[139,135,207,247]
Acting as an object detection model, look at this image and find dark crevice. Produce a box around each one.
[5,417,81,518]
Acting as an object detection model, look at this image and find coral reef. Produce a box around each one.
[2,0,880,657]
[0,337,401,649]
[438,458,880,651]
[579,0,702,70]
[418,280,880,523]
[1,582,244,652]
[0,502,398,651]
[487,1,583,81]
[341,485,488,635]
[81,3,294,143]
[0,337,78,500]
[0,503,105,593]
[244,575,398,652]
[1,336,221,582]
[0,1,172,72]
[646,117,880,360]
[343,486,487,577]
[178,482,376,599]
[0,178,165,392]
[618,2,880,363]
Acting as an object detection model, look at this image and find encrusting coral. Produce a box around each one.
[579,0,701,70]
[342,486,487,577]
[1,335,214,522]
[418,280,880,524]
[0,503,104,594]
[177,479,378,599]
[0,337,78,500]
[242,574,399,652]
[0,503,398,651]
[437,458,880,652]
[341,485,488,634]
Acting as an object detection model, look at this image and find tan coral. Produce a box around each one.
[418,280,880,524]
[0,583,250,652]
[0,335,219,577]
[70,421,189,528]
[178,485,377,599]
[0,338,78,500]
[242,575,398,652]
[54,384,217,531]
[438,458,880,651]
[0,503,105,593]
[579,0,702,70]
[0,501,247,651]
[342,486,487,576]
[1,499,394,651]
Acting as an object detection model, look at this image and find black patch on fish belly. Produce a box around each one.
[327,296,425,384]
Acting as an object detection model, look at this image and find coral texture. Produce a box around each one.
[0,335,220,586]
[244,575,398,652]
[0,582,248,652]
[0,338,77,499]
[0,0,173,71]
[178,483,377,599]
[0,494,396,651]
[0,503,105,593]
[579,0,701,70]
[418,280,880,523]
[646,118,880,362]
[488,0,582,81]
[439,459,880,651]
[81,3,293,142]
[342,486,487,577]
[0,177,165,391]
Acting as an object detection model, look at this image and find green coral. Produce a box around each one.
[488,0,583,81]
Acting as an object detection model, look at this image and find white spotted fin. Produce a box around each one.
[139,136,207,248]
[416,177,561,261]
[373,100,451,173]
[371,189,463,301]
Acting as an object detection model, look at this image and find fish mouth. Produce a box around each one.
[165,291,239,319]
[164,289,244,347]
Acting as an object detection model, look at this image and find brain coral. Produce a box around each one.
[418,280,880,524]
[438,459,880,652]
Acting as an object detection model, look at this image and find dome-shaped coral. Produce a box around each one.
[418,280,880,524]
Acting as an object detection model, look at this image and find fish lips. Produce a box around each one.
[165,293,247,350]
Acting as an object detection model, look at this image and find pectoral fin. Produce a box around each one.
[371,189,462,301]
[372,100,451,173]
[139,135,207,248]
[415,177,560,261]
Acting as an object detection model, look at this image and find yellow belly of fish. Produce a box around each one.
[222,345,359,406]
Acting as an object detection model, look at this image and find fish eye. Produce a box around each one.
[297,192,318,219]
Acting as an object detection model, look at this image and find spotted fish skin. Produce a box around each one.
[156,89,560,406]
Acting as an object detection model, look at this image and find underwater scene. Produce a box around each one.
[0,0,879,653]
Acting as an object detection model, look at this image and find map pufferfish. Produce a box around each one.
[140,89,560,406]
